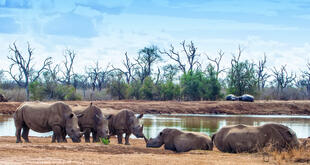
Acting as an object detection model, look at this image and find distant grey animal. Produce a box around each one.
[225,94,238,101]
[14,102,83,143]
[146,128,213,152]
[212,123,300,153]
[238,94,254,102]
[108,109,144,145]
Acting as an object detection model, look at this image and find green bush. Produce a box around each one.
[29,81,45,101]
[127,80,142,99]
[160,80,180,100]
[180,67,222,101]
[55,85,81,101]
[139,77,155,100]
[107,79,128,100]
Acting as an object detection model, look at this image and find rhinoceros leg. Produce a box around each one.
[92,131,99,143]
[51,133,56,143]
[15,126,22,143]
[83,128,91,143]
[117,133,123,144]
[61,130,67,143]
[21,125,30,143]
[52,125,64,143]
[125,133,131,145]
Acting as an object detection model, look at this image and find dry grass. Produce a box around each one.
[270,148,310,164]
[265,138,310,164]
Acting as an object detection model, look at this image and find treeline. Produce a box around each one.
[0,41,310,101]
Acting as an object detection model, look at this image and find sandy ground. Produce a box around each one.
[1,100,310,115]
[0,136,301,165]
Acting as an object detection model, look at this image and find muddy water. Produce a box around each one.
[142,114,310,139]
[1,114,310,139]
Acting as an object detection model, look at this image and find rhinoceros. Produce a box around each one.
[238,94,254,102]
[72,103,111,142]
[14,101,83,143]
[146,128,213,152]
[225,94,238,101]
[212,123,300,153]
[107,109,144,145]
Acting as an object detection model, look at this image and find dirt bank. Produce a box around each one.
[2,136,309,165]
[1,100,310,115]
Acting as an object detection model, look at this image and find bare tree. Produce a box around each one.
[97,63,113,91]
[155,67,161,85]
[227,46,257,96]
[7,42,52,100]
[87,61,101,91]
[256,54,270,90]
[300,61,310,98]
[61,49,76,86]
[272,65,296,94]
[43,64,60,99]
[112,52,136,84]
[160,40,200,74]
[206,49,225,79]
[135,45,161,82]
[162,64,179,81]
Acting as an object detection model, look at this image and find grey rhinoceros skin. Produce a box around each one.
[73,103,111,142]
[146,128,213,152]
[107,109,144,145]
[14,101,83,143]
[212,123,300,153]
[239,94,254,102]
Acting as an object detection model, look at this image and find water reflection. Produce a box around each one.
[0,114,52,137]
[0,114,309,139]
[141,114,310,139]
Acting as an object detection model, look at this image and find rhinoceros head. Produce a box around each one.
[66,113,83,143]
[130,114,144,138]
[95,114,112,139]
[146,131,165,148]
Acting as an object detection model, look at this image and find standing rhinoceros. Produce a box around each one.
[108,109,144,145]
[72,103,111,142]
[212,123,300,153]
[146,128,213,152]
[14,101,83,143]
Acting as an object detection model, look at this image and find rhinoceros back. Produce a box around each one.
[16,102,70,133]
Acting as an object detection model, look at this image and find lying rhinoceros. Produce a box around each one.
[225,94,238,101]
[212,123,300,153]
[146,128,213,152]
[238,94,254,102]
[14,101,83,143]
[73,103,111,142]
[107,109,144,145]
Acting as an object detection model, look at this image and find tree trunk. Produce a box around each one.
[26,85,30,101]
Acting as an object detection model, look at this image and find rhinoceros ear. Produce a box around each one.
[137,114,143,119]
[89,102,93,107]
[69,113,74,118]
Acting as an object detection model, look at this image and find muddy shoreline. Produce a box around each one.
[1,136,309,165]
[0,100,310,115]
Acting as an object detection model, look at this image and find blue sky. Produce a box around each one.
[0,0,310,75]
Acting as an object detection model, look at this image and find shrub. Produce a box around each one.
[29,81,45,101]
[139,77,155,100]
